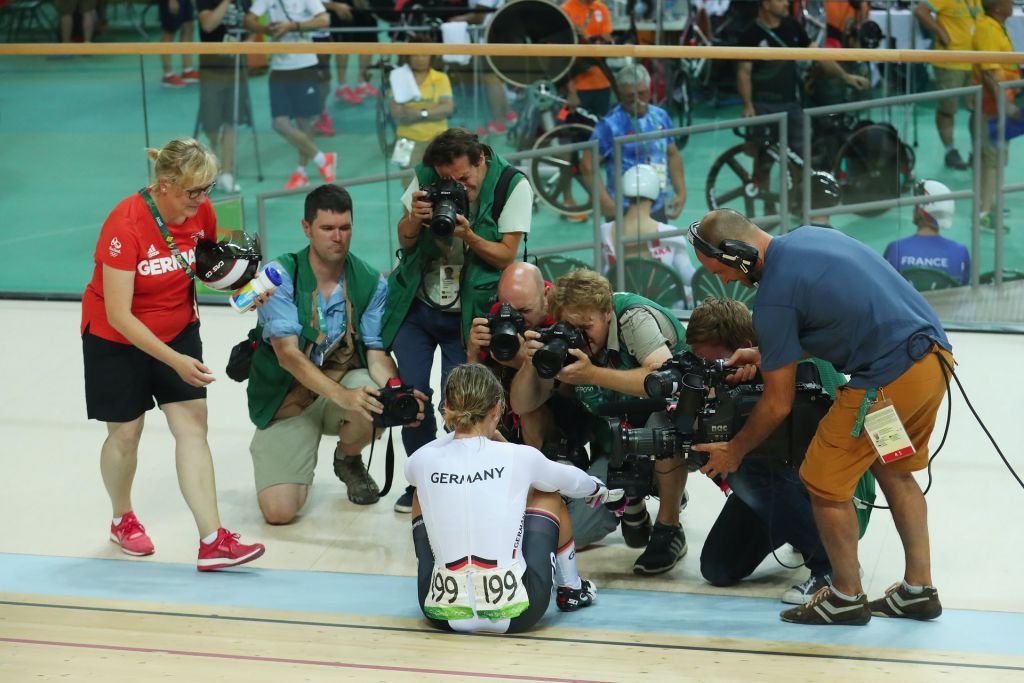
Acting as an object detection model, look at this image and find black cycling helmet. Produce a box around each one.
[810,171,841,210]
[858,21,884,50]
[195,231,262,291]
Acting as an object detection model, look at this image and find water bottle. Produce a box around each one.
[230,266,282,313]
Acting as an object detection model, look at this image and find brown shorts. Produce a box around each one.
[933,67,974,116]
[800,347,952,503]
[56,0,97,14]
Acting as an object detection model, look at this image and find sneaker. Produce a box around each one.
[782,572,832,605]
[475,126,489,137]
[181,68,200,83]
[335,84,364,105]
[564,212,588,223]
[780,585,871,625]
[979,212,1009,233]
[868,582,943,621]
[487,119,507,135]
[394,485,415,513]
[503,111,518,125]
[217,172,241,194]
[284,171,309,190]
[355,81,380,98]
[556,578,597,612]
[317,152,337,183]
[334,455,380,505]
[162,73,187,88]
[197,528,265,571]
[109,511,155,556]
[620,507,652,548]
[633,522,687,575]
[944,149,969,170]
[313,112,336,137]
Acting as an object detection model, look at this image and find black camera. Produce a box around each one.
[421,177,470,238]
[605,352,832,495]
[485,303,526,362]
[532,321,588,380]
[373,378,420,428]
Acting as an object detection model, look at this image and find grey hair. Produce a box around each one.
[615,62,651,89]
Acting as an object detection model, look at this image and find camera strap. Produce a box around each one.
[366,428,396,497]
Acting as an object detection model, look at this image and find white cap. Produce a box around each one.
[621,164,661,201]
[916,179,955,230]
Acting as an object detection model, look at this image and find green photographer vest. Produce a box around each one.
[247,247,382,429]
[379,149,524,347]
[573,292,690,417]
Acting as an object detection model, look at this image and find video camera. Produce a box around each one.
[373,378,420,428]
[602,351,832,498]
[532,321,588,380]
[486,303,526,362]
[421,177,470,238]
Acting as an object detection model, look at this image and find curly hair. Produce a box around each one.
[547,268,612,319]
[685,297,756,350]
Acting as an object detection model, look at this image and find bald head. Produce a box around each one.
[498,262,547,328]
[698,209,762,247]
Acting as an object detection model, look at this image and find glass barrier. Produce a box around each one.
[1,1,1021,326]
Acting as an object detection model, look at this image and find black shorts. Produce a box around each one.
[328,8,379,43]
[158,0,194,33]
[199,66,252,134]
[83,321,206,423]
[415,511,557,634]
[269,66,322,120]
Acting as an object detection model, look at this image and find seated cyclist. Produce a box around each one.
[406,364,620,633]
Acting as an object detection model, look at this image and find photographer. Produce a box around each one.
[407,364,616,633]
[511,269,691,575]
[688,297,875,605]
[247,185,425,523]
[382,127,533,513]
[689,210,953,625]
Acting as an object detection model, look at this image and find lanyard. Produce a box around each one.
[139,188,196,281]
[755,20,792,50]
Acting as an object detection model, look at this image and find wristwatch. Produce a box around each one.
[419,109,429,120]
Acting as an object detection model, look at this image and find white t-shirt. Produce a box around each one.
[600,219,696,286]
[248,0,325,71]
[400,172,533,310]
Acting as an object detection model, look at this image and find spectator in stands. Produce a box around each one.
[973,0,1020,231]
[561,0,614,118]
[244,0,338,190]
[823,0,868,49]
[390,35,455,168]
[448,0,518,136]
[913,0,981,170]
[158,0,199,88]
[737,0,869,158]
[57,0,97,45]
[326,1,381,105]
[581,63,688,222]
[884,179,970,285]
[600,164,695,306]
[197,0,252,194]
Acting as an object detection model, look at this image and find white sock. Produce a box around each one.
[112,515,123,526]
[296,165,308,176]
[945,143,956,152]
[830,586,862,601]
[164,72,174,78]
[313,152,327,167]
[201,530,219,545]
[901,580,925,594]
[553,539,581,589]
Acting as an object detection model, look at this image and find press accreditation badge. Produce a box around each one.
[439,264,461,306]
[863,398,916,464]
[652,162,668,192]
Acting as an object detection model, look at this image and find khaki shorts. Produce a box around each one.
[250,369,376,492]
[933,67,974,115]
[981,116,1007,168]
[800,348,952,503]
[56,0,97,14]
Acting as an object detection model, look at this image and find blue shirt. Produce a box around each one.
[883,234,970,286]
[591,104,674,214]
[257,260,388,366]
[753,227,951,388]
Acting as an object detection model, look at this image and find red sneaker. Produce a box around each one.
[355,81,380,98]
[317,152,337,183]
[503,111,518,125]
[181,68,200,83]
[284,171,309,190]
[475,127,489,137]
[197,528,265,571]
[487,119,507,134]
[110,511,155,556]
[162,73,187,88]
[335,84,363,105]
[313,112,336,137]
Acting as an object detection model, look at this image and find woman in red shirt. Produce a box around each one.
[81,137,264,570]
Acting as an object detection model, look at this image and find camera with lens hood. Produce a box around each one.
[485,303,527,362]
[421,177,470,238]
[531,321,588,380]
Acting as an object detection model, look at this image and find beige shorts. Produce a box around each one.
[249,369,376,492]
[933,67,974,115]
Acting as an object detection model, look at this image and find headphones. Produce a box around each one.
[687,221,760,275]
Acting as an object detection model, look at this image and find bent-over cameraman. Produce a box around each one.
[511,269,691,575]
[382,127,533,513]
[247,185,424,523]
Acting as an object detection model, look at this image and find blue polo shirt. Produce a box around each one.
[591,103,674,215]
[883,234,970,286]
[753,227,951,388]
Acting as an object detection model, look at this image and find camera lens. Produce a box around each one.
[431,199,457,237]
[489,322,521,361]
[391,393,420,424]
[644,367,683,400]
[533,339,569,380]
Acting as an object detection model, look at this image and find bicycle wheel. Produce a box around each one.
[833,123,914,217]
[529,122,595,215]
[375,76,396,158]
[705,143,798,228]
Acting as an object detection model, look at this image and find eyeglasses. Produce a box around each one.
[184,182,217,200]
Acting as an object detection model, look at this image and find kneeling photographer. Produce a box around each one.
[682,298,874,604]
[246,185,425,524]
[511,269,691,575]
[382,127,533,513]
